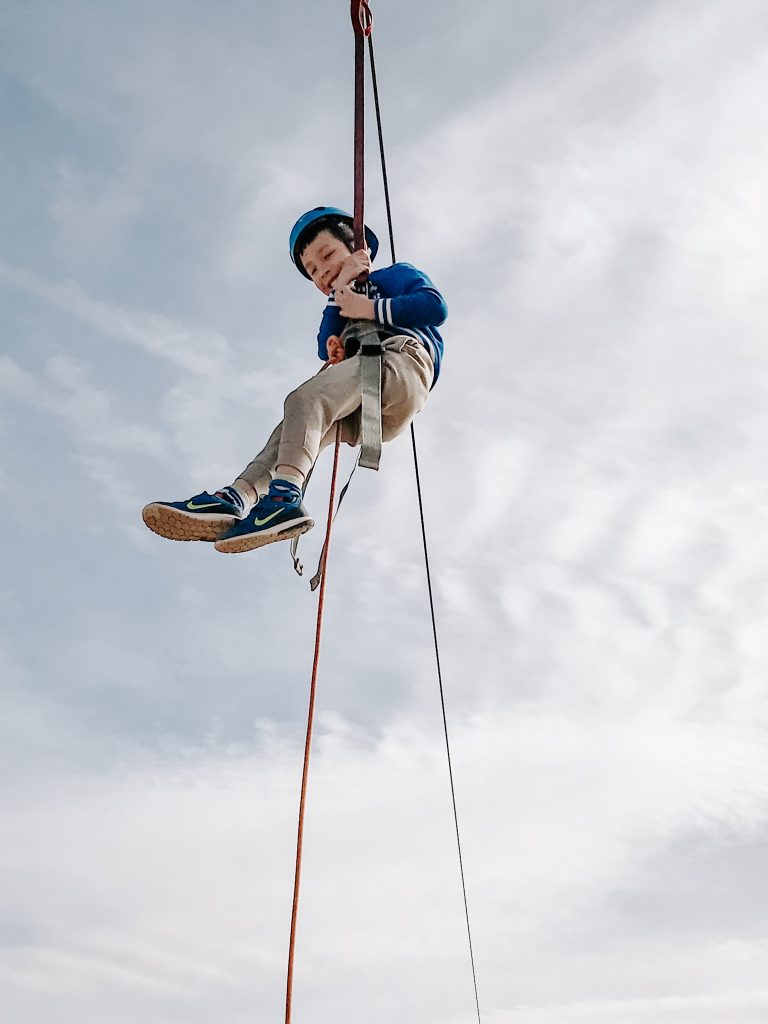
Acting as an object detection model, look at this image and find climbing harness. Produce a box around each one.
[284,5,482,1023]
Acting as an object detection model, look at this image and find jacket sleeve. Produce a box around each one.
[371,263,448,330]
[316,297,346,361]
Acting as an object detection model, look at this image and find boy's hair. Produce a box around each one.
[298,217,355,267]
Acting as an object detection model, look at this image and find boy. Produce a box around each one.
[142,206,447,554]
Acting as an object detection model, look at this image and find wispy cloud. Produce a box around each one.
[0,263,231,375]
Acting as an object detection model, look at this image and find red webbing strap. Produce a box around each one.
[351,1,373,251]
[284,429,343,1024]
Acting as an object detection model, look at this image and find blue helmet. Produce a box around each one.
[289,206,379,279]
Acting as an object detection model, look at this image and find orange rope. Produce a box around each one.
[285,426,342,1024]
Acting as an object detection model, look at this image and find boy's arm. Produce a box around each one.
[317,298,346,360]
[371,263,448,329]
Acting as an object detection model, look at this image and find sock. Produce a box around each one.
[233,478,260,506]
[272,468,304,489]
[215,485,250,514]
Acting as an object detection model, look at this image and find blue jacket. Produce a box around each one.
[317,262,447,384]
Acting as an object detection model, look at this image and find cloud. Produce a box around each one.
[1,699,767,1023]
[494,989,768,1024]
[3,1,768,1021]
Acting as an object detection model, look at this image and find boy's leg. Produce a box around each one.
[235,337,430,497]
[270,338,431,473]
[233,414,360,501]
[142,339,433,546]
[214,362,366,554]
[379,337,433,442]
[235,336,431,497]
[215,337,433,553]
[235,420,284,501]
[273,357,371,480]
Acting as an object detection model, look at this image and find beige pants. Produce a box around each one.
[238,336,433,494]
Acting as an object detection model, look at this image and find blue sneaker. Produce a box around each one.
[142,486,246,542]
[214,479,314,554]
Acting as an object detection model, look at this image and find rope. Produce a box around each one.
[410,428,482,1024]
[368,30,483,1024]
[283,8,482,1021]
[367,34,396,264]
[284,429,342,1024]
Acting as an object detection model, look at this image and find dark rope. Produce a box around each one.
[367,34,396,265]
[409,427,482,1024]
[368,30,483,1024]
[353,28,366,252]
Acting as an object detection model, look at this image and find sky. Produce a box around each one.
[2,0,768,1021]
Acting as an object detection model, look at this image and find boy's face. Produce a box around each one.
[300,229,353,295]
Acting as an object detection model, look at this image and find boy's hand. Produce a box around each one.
[335,285,375,321]
[332,249,372,291]
[326,335,346,364]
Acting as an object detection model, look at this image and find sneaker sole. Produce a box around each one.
[214,518,314,554]
[142,503,238,542]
